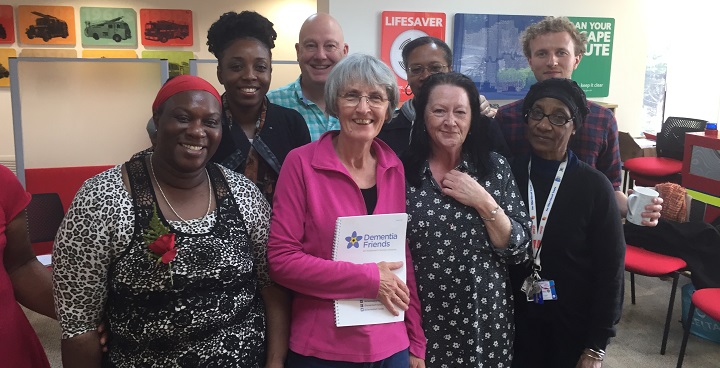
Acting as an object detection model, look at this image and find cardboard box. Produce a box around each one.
[619,131,656,161]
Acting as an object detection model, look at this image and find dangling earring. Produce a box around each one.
[404,84,413,96]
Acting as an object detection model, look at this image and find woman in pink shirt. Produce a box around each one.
[0,164,55,368]
[268,54,426,367]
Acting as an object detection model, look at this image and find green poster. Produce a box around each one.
[568,17,614,98]
[80,7,137,47]
[142,51,194,77]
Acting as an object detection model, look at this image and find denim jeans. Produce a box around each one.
[286,348,409,368]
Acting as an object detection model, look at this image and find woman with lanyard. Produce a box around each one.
[509,78,625,368]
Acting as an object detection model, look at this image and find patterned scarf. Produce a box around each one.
[222,95,276,203]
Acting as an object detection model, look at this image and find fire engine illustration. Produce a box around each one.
[0,63,9,79]
[25,11,69,42]
[84,16,131,42]
[144,20,189,43]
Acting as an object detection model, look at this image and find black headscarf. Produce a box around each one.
[522,78,590,130]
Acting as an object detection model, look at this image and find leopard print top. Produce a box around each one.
[53,162,271,366]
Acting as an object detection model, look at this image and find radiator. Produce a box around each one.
[0,155,16,174]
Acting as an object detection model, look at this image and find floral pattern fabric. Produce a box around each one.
[406,152,531,368]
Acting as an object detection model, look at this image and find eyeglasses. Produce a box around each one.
[407,63,448,77]
[339,93,388,109]
[525,108,574,126]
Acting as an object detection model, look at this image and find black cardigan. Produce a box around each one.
[212,102,310,175]
[510,151,625,351]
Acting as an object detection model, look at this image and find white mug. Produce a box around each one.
[626,186,660,226]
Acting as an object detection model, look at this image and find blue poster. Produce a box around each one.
[453,14,614,99]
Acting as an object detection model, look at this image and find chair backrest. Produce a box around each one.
[25,192,65,244]
[657,117,707,160]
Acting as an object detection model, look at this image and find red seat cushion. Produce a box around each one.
[692,288,720,321]
[624,157,683,177]
[625,244,687,275]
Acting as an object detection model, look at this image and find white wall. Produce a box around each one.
[0,0,317,158]
[661,1,720,124]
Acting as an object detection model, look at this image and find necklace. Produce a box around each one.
[149,155,212,225]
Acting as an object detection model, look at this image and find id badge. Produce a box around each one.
[537,279,558,302]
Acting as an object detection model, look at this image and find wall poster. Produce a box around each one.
[17,5,75,45]
[0,48,16,87]
[453,14,615,99]
[80,7,137,47]
[380,11,445,103]
[0,5,15,44]
[142,50,193,77]
[140,9,193,47]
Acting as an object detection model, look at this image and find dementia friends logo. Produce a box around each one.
[345,231,363,249]
[345,230,399,249]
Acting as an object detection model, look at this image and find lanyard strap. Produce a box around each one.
[528,156,568,270]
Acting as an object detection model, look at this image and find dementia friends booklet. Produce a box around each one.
[332,213,408,327]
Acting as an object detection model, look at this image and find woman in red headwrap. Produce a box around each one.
[53,75,284,367]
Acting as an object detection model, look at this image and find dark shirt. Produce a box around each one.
[360,185,377,215]
[406,152,530,366]
[211,100,310,205]
[510,151,625,352]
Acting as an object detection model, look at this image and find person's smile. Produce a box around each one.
[179,142,205,151]
[237,85,261,96]
[352,118,373,126]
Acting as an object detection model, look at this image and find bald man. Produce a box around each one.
[267,13,348,141]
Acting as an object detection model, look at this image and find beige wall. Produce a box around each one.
[0,0,317,159]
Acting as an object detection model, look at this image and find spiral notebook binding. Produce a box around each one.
[332,216,343,326]
[331,216,343,262]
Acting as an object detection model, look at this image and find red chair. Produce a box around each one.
[676,288,720,367]
[622,117,706,192]
[625,244,687,354]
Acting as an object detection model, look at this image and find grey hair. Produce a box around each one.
[324,53,399,123]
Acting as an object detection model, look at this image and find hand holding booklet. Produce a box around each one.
[332,213,408,327]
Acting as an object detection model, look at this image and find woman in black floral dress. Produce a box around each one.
[403,72,531,367]
[53,75,287,367]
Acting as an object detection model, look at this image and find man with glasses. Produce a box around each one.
[493,16,627,214]
[267,13,348,141]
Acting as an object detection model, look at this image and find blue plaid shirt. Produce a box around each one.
[495,99,622,190]
[267,76,340,141]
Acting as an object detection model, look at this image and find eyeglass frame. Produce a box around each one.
[338,92,389,109]
[406,63,449,77]
[525,108,575,126]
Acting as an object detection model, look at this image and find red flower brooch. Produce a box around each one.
[144,205,177,285]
